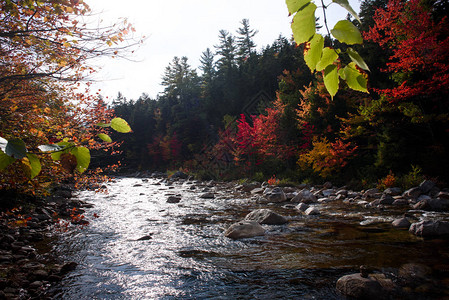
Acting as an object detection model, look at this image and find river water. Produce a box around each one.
[50,177,449,299]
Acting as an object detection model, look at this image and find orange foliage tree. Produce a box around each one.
[0,0,136,195]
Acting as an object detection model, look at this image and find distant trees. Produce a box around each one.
[112,3,449,185]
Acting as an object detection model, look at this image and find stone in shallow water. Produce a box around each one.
[244,209,288,225]
[336,273,395,300]
[392,217,411,229]
[409,220,449,237]
[224,221,265,239]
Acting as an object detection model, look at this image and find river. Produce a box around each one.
[49,177,449,299]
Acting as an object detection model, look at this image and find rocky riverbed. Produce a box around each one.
[2,173,449,299]
[0,185,92,299]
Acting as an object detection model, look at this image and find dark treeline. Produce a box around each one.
[106,0,449,187]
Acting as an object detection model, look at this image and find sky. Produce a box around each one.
[86,0,361,102]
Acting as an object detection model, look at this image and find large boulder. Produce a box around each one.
[170,171,188,179]
[224,221,265,239]
[419,180,436,194]
[244,209,288,225]
[336,273,394,300]
[263,187,287,203]
[409,220,449,237]
[392,217,411,229]
[291,189,317,204]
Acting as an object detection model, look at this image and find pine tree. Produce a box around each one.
[214,30,237,72]
[236,19,258,63]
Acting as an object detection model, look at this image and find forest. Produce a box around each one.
[109,0,449,188]
[1,0,449,196]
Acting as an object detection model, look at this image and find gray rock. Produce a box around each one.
[199,192,215,199]
[296,203,309,212]
[392,218,411,229]
[250,187,264,194]
[364,188,380,198]
[413,198,448,211]
[336,189,348,197]
[323,181,333,189]
[336,273,390,300]
[419,180,436,194]
[403,187,422,199]
[304,206,320,215]
[264,187,286,203]
[29,281,43,289]
[224,221,265,239]
[291,189,317,204]
[384,187,402,196]
[409,220,449,237]
[167,196,181,203]
[392,199,408,206]
[322,189,335,197]
[437,191,449,200]
[244,209,288,225]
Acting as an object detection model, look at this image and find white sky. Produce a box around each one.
[86,0,361,101]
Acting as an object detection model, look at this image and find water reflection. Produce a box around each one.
[50,177,449,299]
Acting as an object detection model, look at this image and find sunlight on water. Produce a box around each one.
[50,177,449,299]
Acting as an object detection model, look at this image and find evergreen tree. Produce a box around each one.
[214,30,237,72]
[236,19,258,63]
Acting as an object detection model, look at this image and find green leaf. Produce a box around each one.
[331,20,363,45]
[38,144,64,152]
[26,153,41,179]
[286,0,311,15]
[304,34,324,71]
[332,0,361,23]
[291,2,317,45]
[323,64,339,98]
[110,117,131,133]
[0,150,15,170]
[97,122,111,128]
[340,62,368,92]
[0,137,7,152]
[5,138,27,159]
[347,48,370,71]
[50,141,73,160]
[98,133,112,143]
[316,47,340,71]
[70,146,90,173]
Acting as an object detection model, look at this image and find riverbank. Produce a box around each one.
[0,184,92,299]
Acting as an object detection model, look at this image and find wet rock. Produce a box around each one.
[372,194,395,206]
[263,187,286,203]
[413,198,448,211]
[409,220,449,237]
[322,189,335,197]
[31,269,49,280]
[296,203,309,212]
[250,187,264,194]
[244,209,288,225]
[224,221,265,239]
[239,182,260,193]
[392,217,411,229]
[137,235,153,241]
[167,196,181,204]
[419,180,436,194]
[60,261,78,275]
[399,263,433,286]
[323,181,333,189]
[403,187,422,199]
[304,206,320,216]
[384,187,402,196]
[336,189,348,197]
[392,199,408,206]
[28,280,43,290]
[438,191,449,200]
[199,192,215,199]
[363,188,380,199]
[336,273,390,299]
[291,189,317,204]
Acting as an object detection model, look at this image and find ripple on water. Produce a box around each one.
[50,177,449,299]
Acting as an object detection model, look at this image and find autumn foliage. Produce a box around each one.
[0,0,135,195]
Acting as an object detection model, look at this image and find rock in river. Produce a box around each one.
[336,273,395,300]
[224,221,265,239]
[244,209,288,225]
[409,220,449,237]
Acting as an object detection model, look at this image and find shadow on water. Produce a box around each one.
[49,178,449,299]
